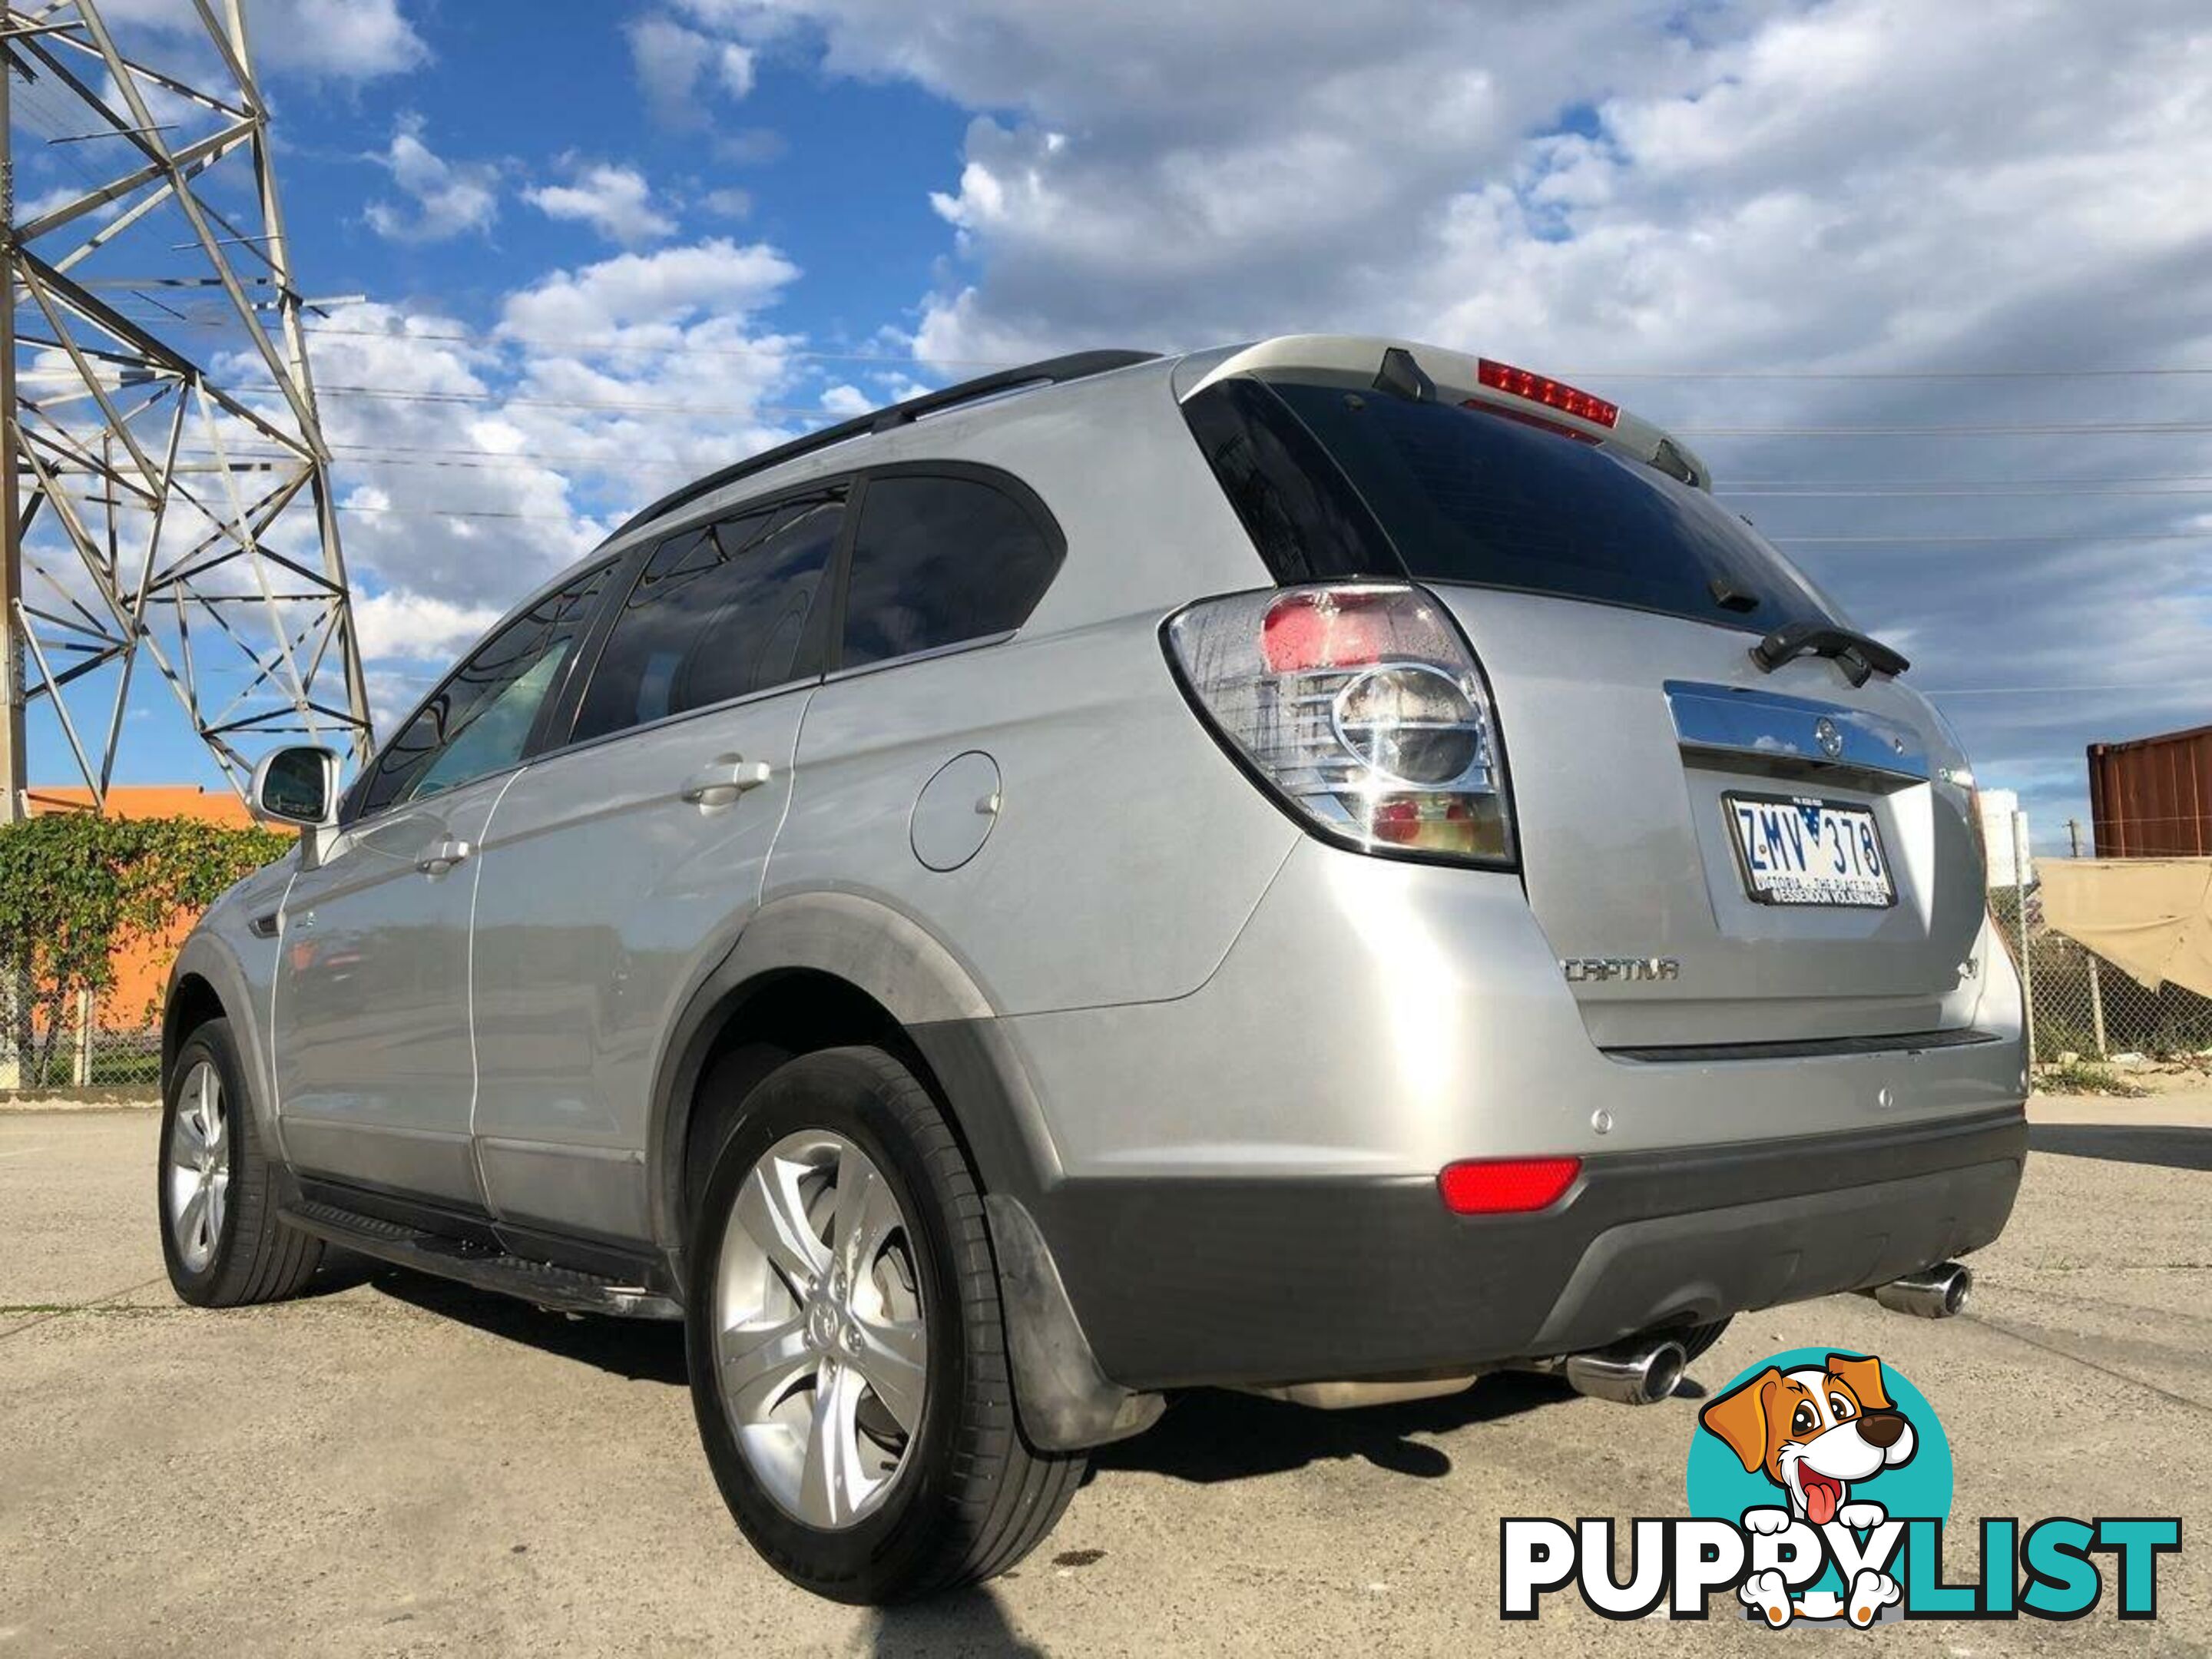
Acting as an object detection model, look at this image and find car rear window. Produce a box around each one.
[1198,378,1839,634]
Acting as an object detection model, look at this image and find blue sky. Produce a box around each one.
[14,0,2212,853]
[280,8,964,351]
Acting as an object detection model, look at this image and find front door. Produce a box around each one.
[272,563,615,1206]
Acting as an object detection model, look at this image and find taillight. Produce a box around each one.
[1476,358,1619,428]
[1164,582,1515,866]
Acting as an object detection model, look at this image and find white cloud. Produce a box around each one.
[499,238,800,342]
[525,163,677,247]
[95,0,428,82]
[819,383,873,417]
[363,115,499,243]
[350,589,507,661]
[701,186,754,220]
[237,238,810,678]
[249,0,429,80]
[694,0,2212,843]
[628,12,757,120]
[718,41,759,98]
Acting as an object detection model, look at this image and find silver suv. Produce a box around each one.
[160,336,2027,1602]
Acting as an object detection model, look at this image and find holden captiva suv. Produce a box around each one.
[159,336,2027,1602]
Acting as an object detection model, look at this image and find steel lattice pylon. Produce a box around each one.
[0,0,370,813]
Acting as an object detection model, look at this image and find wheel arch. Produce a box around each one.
[647,891,1063,1275]
[161,935,276,1135]
[162,971,227,1085]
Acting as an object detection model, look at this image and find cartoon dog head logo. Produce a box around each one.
[1699,1353,1917,1527]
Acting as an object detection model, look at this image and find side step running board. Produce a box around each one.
[280,1198,680,1320]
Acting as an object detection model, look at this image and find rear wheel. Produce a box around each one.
[157,1017,323,1306]
[685,1045,1084,1602]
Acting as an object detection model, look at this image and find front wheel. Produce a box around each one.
[685,1046,1084,1602]
[157,1017,323,1306]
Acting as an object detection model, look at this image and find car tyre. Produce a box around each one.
[158,1017,323,1306]
[686,1045,1084,1603]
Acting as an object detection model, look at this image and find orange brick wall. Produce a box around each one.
[27,786,269,1029]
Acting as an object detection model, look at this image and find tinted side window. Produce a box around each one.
[354,565,613,819]
[571,492,839,743]
[841,475,1059,670]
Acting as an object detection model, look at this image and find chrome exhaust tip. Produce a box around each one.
[1521,1336,1689,1406]
[1870,1260,1973,1319]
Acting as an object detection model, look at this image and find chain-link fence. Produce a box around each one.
[0,965,164,1091]
[1995,853,2212,1068]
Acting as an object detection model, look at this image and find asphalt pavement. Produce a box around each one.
[4,1100,2208,1656]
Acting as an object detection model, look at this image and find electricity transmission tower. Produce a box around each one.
[0,0,371,821]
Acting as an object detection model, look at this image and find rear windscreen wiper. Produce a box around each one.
[1749,621,1910,687]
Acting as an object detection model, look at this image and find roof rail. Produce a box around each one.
[615,348,1160,538]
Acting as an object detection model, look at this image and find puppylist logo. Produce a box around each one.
[1501,1346,2181,1628]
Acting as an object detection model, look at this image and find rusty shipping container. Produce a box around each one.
[2088,724,2212,856]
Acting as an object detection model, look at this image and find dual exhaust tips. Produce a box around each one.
[1248,1261,1976,1416]
[1867,1259,1974,1319]
[1525,1260,1975,1409]
[1518,1336,1689,1407]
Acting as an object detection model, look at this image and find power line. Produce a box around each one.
[233,379,2212,436]
[1730,475,2212,488]
[22,498,2193,537]
[1678,420,2212,438]
[283,321,2212,381]
[1724,484,2212,498]
[1568,366,2212,381]
[339,502,575,522]
[1773,531,2207,545]
[137,446,2212,491]
[1925,680,2212,697]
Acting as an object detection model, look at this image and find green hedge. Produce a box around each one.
[0,812,293,1081]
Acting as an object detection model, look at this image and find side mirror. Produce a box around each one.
[250,745,341,829]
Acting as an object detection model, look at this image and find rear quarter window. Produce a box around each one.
[841,473,1061,669]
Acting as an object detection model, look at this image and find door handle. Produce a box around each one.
[680,757,774,806]
[416,839,474,876]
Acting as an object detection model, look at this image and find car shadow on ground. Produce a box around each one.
[361,1264,689,1383]
[1092,1370,1608,1485]
[866,1588,1048,1657]
[346,1256,1719,1482]
[2029,1122,2212,1171]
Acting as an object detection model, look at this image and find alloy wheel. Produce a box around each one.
[712,1130,928,1529]
[167,1060,230,1273]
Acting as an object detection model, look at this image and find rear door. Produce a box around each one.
[465,487,841,1242]
[1200,374,1985,1049]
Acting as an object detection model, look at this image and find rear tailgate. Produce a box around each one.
[1434,588,1985,1048]
[1180,345,1989,1051]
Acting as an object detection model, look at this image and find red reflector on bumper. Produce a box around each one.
[1437,1156,1581,1214]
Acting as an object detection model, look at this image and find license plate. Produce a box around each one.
[1724,793,1895,908]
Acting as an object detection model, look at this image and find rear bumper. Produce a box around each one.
[1023,1104,2025,1391]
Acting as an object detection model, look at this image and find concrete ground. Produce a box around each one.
[4,1101,2209,1657]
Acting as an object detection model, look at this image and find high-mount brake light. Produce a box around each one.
[1476,358,1619,429]
[1165,583,1515,866]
